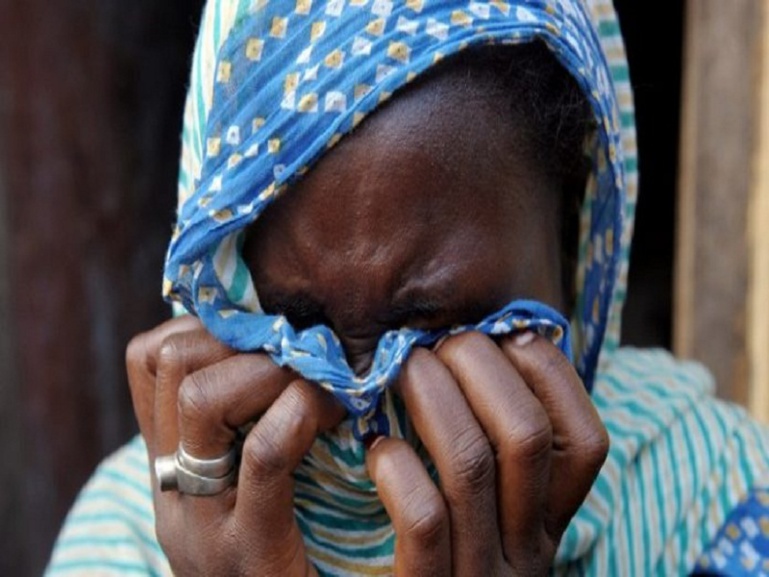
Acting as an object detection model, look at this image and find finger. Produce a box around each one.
[177,353,296,459]
[366,438,451,577]
[500,332,609,537]
[160,372,328,557]
[153,328,235,458]
[126,315,204,446]
[171,355,293,521]
[124,317,231,563]
[436,332,553,566]
[395,348,501,575]
[235,380,346,549]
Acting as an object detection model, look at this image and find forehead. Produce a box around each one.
[249,71,557,259]
[244,70,565,324]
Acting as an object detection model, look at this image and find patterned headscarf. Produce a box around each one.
[163,0,626,437]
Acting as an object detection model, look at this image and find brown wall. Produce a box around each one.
[675,0,769,413]
[0,1,203,574]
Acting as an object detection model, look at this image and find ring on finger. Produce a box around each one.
[155,446,238,496]
[177,444,238,478]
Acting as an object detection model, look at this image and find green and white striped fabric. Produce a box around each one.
[46,0,769,575]
[46,349,769,575]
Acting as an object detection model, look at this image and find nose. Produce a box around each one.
[340,335,378,377]
[349,351,375,377]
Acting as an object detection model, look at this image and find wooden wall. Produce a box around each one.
[749,6,769,424]
[0,1,204,574]
[676,0,769,422]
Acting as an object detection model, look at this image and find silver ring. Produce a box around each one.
[154,448,238,496]
[174,462,237,496]
[177,445,237,478]
[155,454,180,492]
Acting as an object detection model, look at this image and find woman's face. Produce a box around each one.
[245,73,565,375]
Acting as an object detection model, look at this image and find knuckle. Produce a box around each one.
[241,422,290,478]
[401,494,448,547]
[578,423,610,472]
[157,335,186,373]
[125,333,148,371]
[177,371,215,425]
[126,335,153,394]
[446,429,495,493]
[500,413,553,464]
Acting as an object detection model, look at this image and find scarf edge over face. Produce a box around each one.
[163,0,634,434]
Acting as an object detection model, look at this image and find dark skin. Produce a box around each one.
[127,66,609,576]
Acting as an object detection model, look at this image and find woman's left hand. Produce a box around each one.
[365,331,609,577]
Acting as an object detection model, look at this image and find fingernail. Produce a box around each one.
[513,331,536,347]
[431,335,449,353]
[364,434,385,452]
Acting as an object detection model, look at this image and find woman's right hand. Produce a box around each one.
[126,316,345,576]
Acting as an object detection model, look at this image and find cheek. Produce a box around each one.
[503,231,565,311]
[446,222,563,311]
[498,192,563,288]
[244,227,307,299]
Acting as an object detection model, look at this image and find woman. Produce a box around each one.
[48,0,769,575]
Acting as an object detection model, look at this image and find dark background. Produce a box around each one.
[0,2,682,574]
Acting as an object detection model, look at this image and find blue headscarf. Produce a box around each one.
[163,0,625,436]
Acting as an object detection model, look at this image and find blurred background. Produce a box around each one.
[1,1,767,574]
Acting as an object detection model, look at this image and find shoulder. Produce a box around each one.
[595,347,768,459]
[46,436,171,576]
[556,347,769,575]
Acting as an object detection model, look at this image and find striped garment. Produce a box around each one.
[47,349,769,575]
[46,0,769,575]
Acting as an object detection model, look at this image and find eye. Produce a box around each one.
[386,296,459,331]
[388,294,502,331]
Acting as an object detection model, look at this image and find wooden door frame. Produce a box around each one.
[676,0,769,422]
